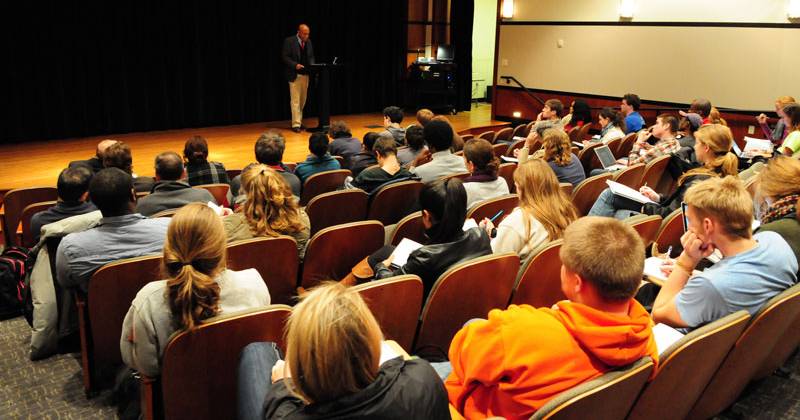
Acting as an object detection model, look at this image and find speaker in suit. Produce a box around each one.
[282,24,315,131]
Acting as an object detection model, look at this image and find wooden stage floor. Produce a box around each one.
[0,103,499,192]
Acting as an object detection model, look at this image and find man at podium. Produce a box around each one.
[282,24,315,132]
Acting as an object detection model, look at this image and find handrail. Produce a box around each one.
[499,76,546,106]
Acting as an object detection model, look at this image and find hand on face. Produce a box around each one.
[680,230,715,265]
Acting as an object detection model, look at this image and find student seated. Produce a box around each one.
[408,120,468,183]
[348,132,381,177]
[562,99,591,132]
[328,120,361,168]
[223,165,310,259]
[294,132,341,183]
[684,98,713,125]
[397,125,426,168]
[757,96,796,146]
[462,138,509,209]
[432,115,465,152]
[416,108,434,127]
[232,131,301,198]
[183,135,231,186]
[102,141,155,193]
[121,203,270,378]
[590,107,625,145]
[626,114,681,166]
[754,156,800,267]
[537,129,585,186]
[479,159,577,262]
[651,177,798,330]
[589,124,738,219]
[621,93,645,134]
[535,98,564,126]
[443,217,658,419]
[344,137,414,193]
[779,103,800,156]
[30,166,97,244]
[135,152,216,216]
[68,139,117,174]
[677,112,703,149]
[380,105,406,146]
[367,178,492,298]
[237,282,450,420]
[513,120,560,162]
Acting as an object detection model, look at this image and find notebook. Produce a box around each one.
[594,145,626,171]
[653,323,685,355]
[606,180,656,204]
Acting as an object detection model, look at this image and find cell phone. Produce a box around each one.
[681,202,688,232]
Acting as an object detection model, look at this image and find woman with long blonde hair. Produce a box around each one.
[237,282,450,419]
[480,159,578,262]
[121,203,270,378]
[223,164,310,258]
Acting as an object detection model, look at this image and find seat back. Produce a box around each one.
[390,211,426,246]
[625,214,663,248]
[150,209,178,218]
[353,275,423,350]
[498,162,517,193]
[605,137,623,156]
[306,189,368,235]
[576,123,593,141]
[1,187,58,246]
[299,169,352,206]
[161,306,291,420]
[466,194,518,225]
[510,240,564,308]
[511,124,527,139]
[577,143,604,175]
[367,180,424,225]
[754,314,800,381]
[477,130,496,144]
[559,182,574,196]
[627,311,750,420]
[567,126,581,142]
[414,253,519,358]
[639,155,671,194]
[333,155,345,167]
[226,237,299,305]
[20,200,57,247]
[194,183,230,207]
[442,172,470,182]
[494,127,513,143]
[653,208,684,254]
[225,169,242,180]
[616,132,637,158]
[492,142,509,158]
[531,357,654,420]
[611,163,645,189]
[571,173,613,216]
[301,221,385,288]
[506,139,527,157]
[688,283,800,420]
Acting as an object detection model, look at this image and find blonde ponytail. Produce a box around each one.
[678,124,738,186]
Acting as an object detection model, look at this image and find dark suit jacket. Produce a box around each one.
[281,35,315,82]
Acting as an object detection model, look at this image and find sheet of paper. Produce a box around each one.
[462,218,479,231]
[653,323,685,355]
[606,180,655,204]
[392,238,424,267]
[207,201,224,216]
[743,136,773,153]
[379,341,401,365]
[512,136,526,141]
[501,155,519,163]
[573,141,585,148]
[643,256,669,285]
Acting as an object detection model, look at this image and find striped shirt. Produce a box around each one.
[628,137,680,166]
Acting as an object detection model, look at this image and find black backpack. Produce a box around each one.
[0,246,34,321]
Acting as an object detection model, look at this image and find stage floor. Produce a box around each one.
[0,103,498,191]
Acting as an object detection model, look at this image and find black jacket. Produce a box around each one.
[262,357,450,419]
[375,227,493,298]
[282,35,315,82]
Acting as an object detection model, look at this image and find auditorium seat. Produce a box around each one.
[605,137,623,157]
[577,143,603,175]
[20,200,57,247]
[494,127,513,143]
[509,240,564,308]
[576,123,593,141]
[477,130,496,144]
[194,183,230,207]
[306,189,368,235]
[492,142,509,158]
[498,162,517,192]
[466,194,518,225]
[531,357,654,420]
[616,133,638,159]
[571,173,613,216]
[754,315,800,381]
[625,214,662,248]
[510,124,527,140]
[225,169,242,180]
[640,155,671,195]
[226,236,299,305]
[1,186,58,246]
[652,208,684,256]
[413,253,519,359]
[612,163,645,189]
[353,275,423,350]
[559,182,573,196]
[367,180,424,226]
[506,139,526,158]
[567,126,581,143]
[333,155,345,167]
[300,221,384,289]
[389,211,426,246]
[299,169,351,206]
[442,172,470,182]
[460,134,474,142]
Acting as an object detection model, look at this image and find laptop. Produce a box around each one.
[594,145,627,171]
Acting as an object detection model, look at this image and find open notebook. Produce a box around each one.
[606,180,656,204]
[653,323,685,355]
[392,219,482,268]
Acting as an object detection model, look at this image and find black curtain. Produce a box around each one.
[0,1,408,143]
[450,0,474,112]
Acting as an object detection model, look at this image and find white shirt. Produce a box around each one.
[464,178,510,210]
[491,207,550,262]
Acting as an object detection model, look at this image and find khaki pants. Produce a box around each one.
[289,74,309,128]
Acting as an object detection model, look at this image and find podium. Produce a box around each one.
[308,62,342,132]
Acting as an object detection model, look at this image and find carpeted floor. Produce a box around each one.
[1,313,799,419]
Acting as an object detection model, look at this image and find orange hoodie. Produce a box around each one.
[445,300,658,420]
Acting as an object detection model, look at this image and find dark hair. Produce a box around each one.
[599,107,626,132]
[423,120,454,152]
[183,136,209,165]
[155,152,184,180]
[90,168,133,217]
[405,125,425,151]
[623,93,641,111]
[690,99,712,117]
[57,166,93,203]
[329,121,352,138]
[783,103,800,131]
[419,178,467,243]
[570,100,592,125]
[102,141,133,173]
[308,132,330,157]
[657,114,679,134]
[255,131,286,165]
[383,106,403,124]
[373,137,398,157]
[545,99,564,116]
[463,139,499,177]
[362,132,380,151]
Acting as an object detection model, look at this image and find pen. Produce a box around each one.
[489,210,504,223]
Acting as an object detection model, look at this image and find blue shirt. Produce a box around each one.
[294,154,341,184]
[56,213,170,292]
[548,153,586,186]
[676,231,798,328]
[624,111,645,134]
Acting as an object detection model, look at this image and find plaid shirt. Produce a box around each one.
[628,137,680,166]
[186,161,230,186]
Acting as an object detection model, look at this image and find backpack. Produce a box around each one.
[0,246,35,321]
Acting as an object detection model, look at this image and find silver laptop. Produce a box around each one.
[594,145,626,171]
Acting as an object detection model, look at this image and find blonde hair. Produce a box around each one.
[684,176,753,239]
[559,217,644,301]
[284,282,381,404]
[678,124,738,186]
[708,107,727,126]
[541,129,573,166]
[514,160,578,241]
[240,164,305,237]
[163,203,226,330]
[757,155,800,199]
[776,96,797,109]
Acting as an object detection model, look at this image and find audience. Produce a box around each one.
[621,93,645,134]
[183,135,231,186]
[56,168,170,293]
[754,156,800,265]
[515,120,560,162]
[480,159,578,262]
[30,166,97,244]
[593,107,626,145]
[539,129,585,186]
[443,217,657,419]
[708,107,727,126]
[327,120,361,168]
[779,103,800,156]
[232,131,301,198]
[69,139,118,173]
[416,108,434,127]
[237,282,450,419]
[625,114,681,166]
[345,137,414,193]
[432,115,465,152]
[223,165,310,259]
[686,98,713,124]
[651,176,797,329]
[409,120,468,183]
[135,152,215,216]
[462,139,509,209]
[398,125,427,167]
[120,203,270,378]
[381,106,406,146]
[349,132,382,177]
[102,141,155,193]
[757,96,797,145]
[563,100,592,132]
[677,112,703,149]
[294,132,341,183]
